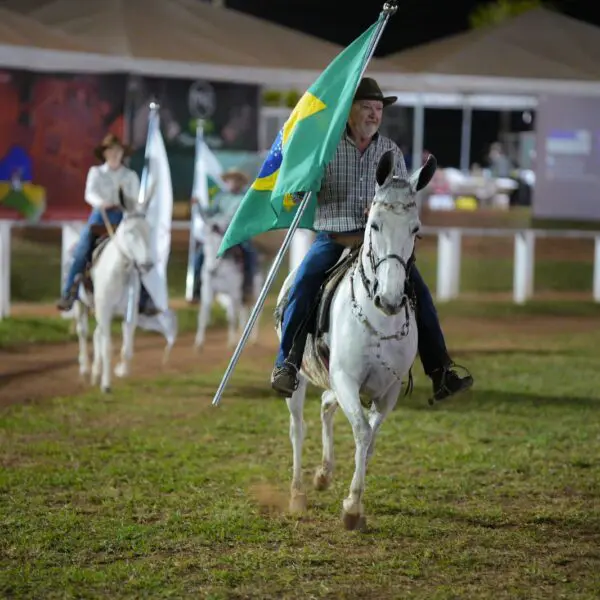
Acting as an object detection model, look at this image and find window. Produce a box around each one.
[259,106,291,151]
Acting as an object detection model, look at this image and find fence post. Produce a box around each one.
[513,230,535,304]
[594,235,600,303]
[0,221,11,319]
[60,222,85,319]
[289,229,314,272]
[436,228,461,301]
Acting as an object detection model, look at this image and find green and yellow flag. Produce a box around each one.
[218,15,383,255]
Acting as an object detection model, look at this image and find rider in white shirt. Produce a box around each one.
[56,134,157,315]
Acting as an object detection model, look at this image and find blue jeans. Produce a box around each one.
[276,232,450,376]
[63,208,152,309]
[411,264,450,375]
[193,241,258,298]
[63,208,123,296]
[277,232,345,366]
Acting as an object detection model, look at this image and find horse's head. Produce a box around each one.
[115,187,154,274]
[197,205,231,271]
[364,149,436,316]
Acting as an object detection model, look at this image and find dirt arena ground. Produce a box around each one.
[3,304,599,409]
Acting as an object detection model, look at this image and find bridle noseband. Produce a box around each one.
[113,213,150,274]
[357,228,414,301]
[349,225,416,341]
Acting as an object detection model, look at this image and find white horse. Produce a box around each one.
[74,191,154,393]
[274,150,437,530]
[194,209,262,350]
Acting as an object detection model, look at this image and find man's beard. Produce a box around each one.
[360,123,379,138]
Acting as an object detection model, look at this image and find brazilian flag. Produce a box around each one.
[218,15,383,255]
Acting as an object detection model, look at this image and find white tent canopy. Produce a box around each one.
[0,0,399,85]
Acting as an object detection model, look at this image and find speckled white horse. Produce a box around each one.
[274,150,437,529]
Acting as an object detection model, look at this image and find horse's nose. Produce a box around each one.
[139,261,154,273]
[374,294,402,316]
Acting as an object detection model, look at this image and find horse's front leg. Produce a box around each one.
[74,301,89,376]
[115,278,139,378]
[195,277,213,350]
[94,308,112,393]
[287,376,308,514]
[314,389,338,491]
[331,371,371,531]
[366,380,402,465]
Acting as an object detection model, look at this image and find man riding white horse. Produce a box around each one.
[56,133,157,316]
[271,77,473,403]
[192,168,258,304]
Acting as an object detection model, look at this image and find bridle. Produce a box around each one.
[349,217,416,342]
[99,208,150,274]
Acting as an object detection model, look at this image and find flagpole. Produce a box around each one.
[211,0,399,407]
[137,102,160,206]
[185,119,204,302]
[126,101,160,325]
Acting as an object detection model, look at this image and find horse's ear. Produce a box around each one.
[410,154,437,192]
[118,187,127,211]
[195,202,209,223]
[376,149,395,187]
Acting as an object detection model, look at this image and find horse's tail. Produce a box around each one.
[162,342,173,366]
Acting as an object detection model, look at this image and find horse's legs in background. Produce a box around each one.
[115,277,140,378]
[249,273,264,344]
[287,376,308,513]
[74,300,90,376]
[331,373,371,530]
[195,275,213,349]
[99,315,112,393]
[314,389,338,491]
[366,381,402,466]
[91,322,101,387]
[225,295,242,348]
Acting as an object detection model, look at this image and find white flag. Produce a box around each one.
[191,137,225,242]
[138,122,177,345]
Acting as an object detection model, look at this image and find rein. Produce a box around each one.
[98,207,145,274]
[350,232,415,343]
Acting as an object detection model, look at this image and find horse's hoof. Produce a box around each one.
[313,468,331,491]
[342,511,367,531]
[289,492,307,514]
[79,367,89,377]
[114,363,128,378]
[101,385,111,394]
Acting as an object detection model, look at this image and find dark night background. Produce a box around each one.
[222,0,599,57]
[219,0,600,167]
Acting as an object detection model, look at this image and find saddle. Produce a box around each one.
[226,245,244,265]
[274,242,362,372]
[274,237,417,387]
[77,229,112,295]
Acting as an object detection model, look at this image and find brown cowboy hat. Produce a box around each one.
[221,168,250,186]
[94,133,133,162]
[353,77,397,107]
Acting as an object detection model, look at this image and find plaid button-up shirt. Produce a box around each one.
[312,130,408,233]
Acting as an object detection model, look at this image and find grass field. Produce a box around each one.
[8,228,597,304]
[1,300,600,598]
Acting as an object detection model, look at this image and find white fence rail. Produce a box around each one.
[1,219,599,319]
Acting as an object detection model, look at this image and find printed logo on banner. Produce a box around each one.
[188,81,216,120]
